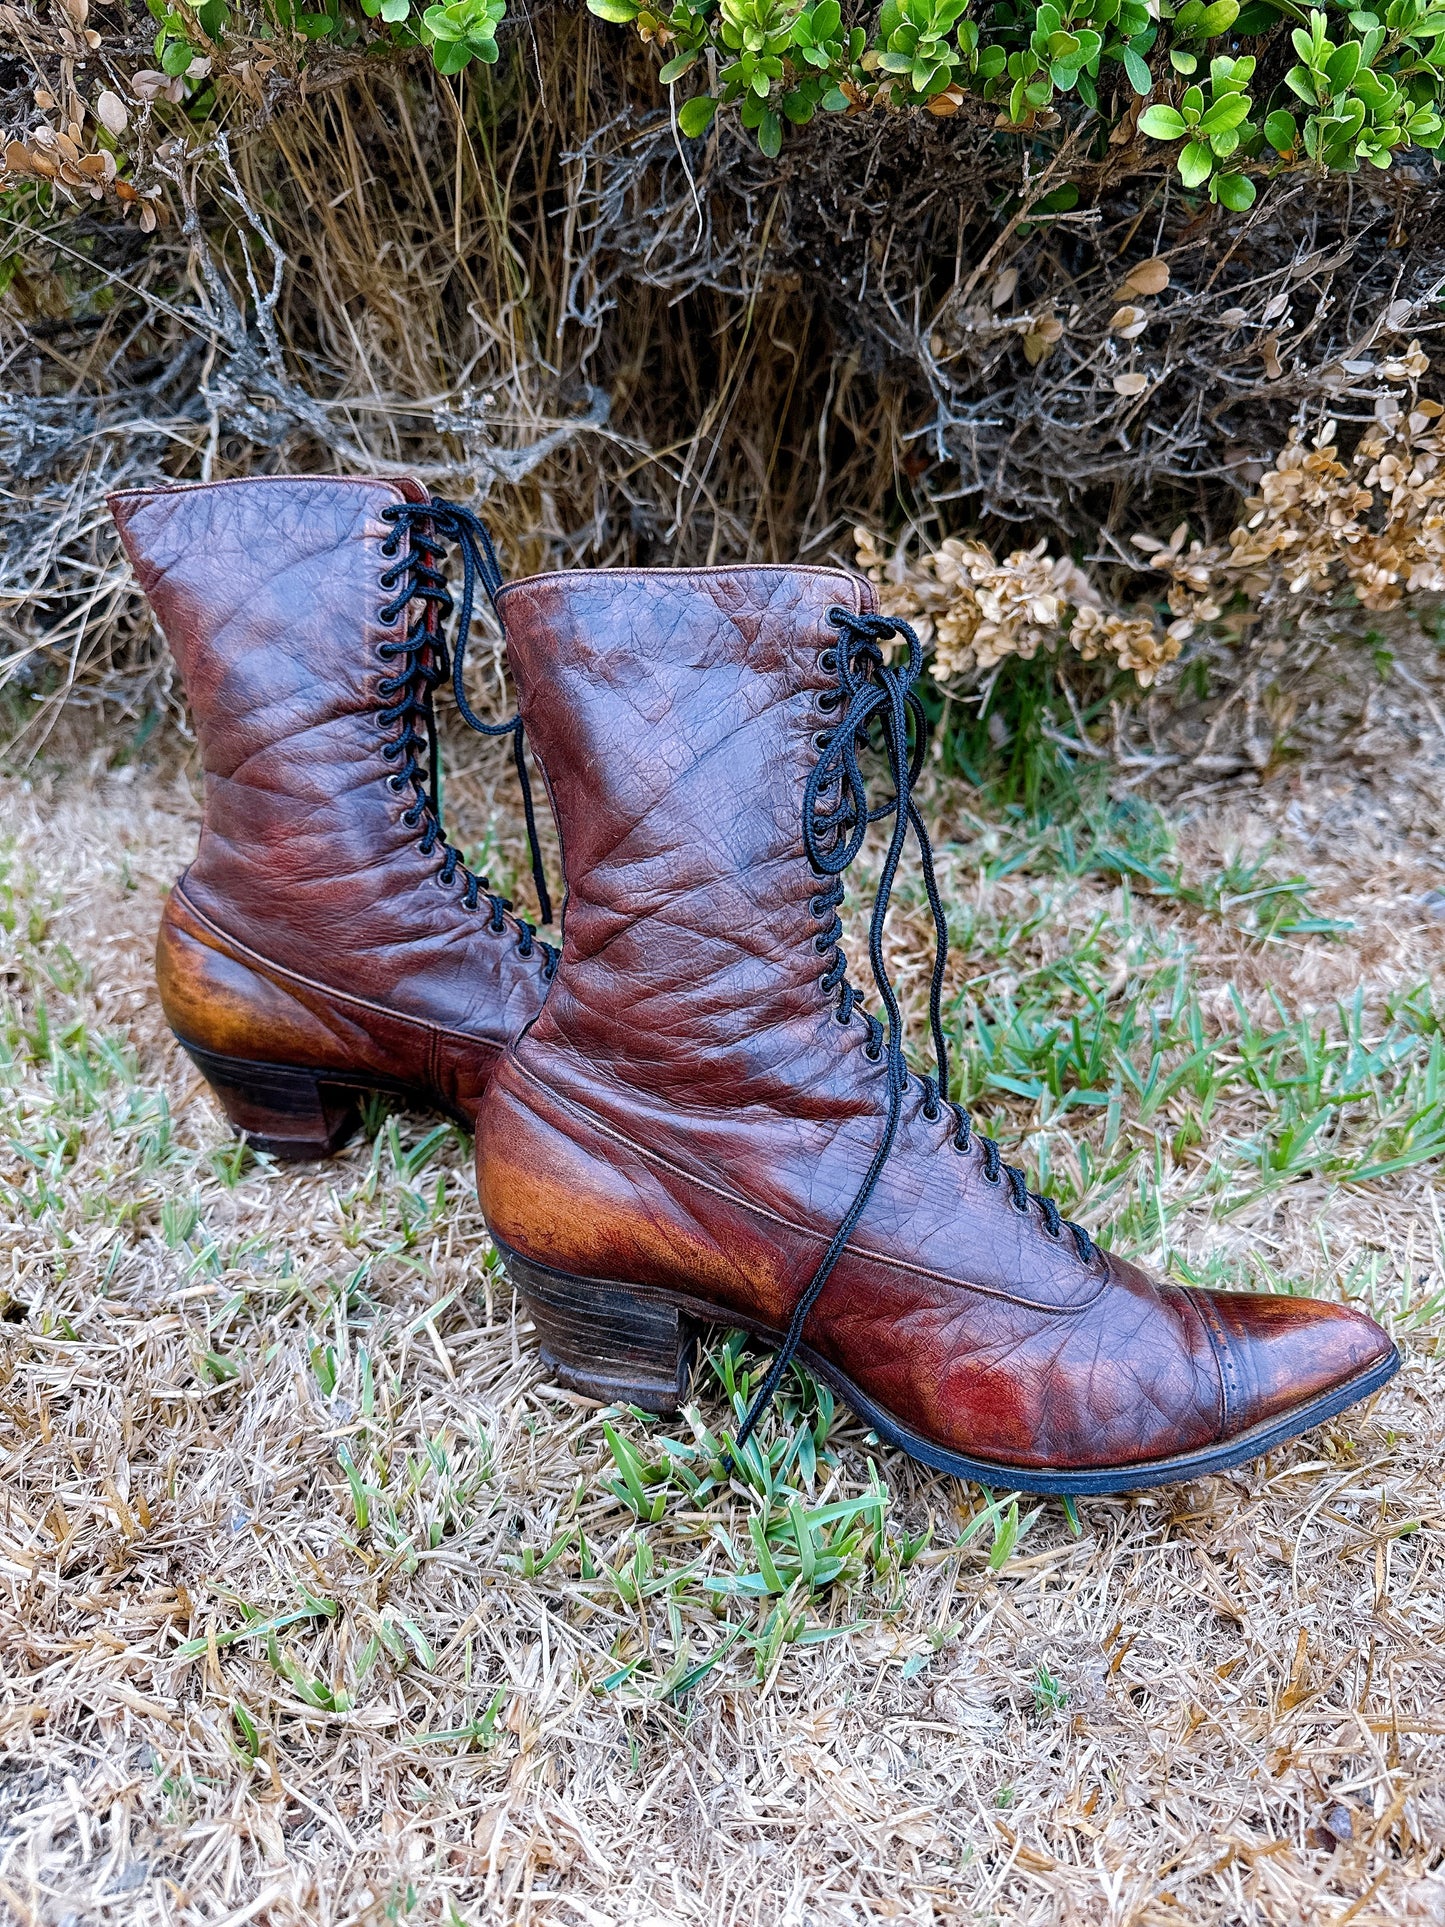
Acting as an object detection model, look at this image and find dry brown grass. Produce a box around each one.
[2,701,1444,1926]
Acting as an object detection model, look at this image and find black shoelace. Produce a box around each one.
[733,609,1096,1450]
[376,497,555,959]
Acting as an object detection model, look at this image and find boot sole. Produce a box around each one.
[177,1036,471,1160]
[497,1240,1402,1496]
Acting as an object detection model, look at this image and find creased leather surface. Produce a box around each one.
[478,563,1394,1472]
[110,475,548,1115]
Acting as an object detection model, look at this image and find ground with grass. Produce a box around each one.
[2,690,1444,1926]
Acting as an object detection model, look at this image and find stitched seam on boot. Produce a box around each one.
[504,1051,1110,1317]
[172,883,503,1052]
[495,564,866,600]
[108,476,411,507]
[1189,1291,1237,1437]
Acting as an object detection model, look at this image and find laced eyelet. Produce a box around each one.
[435,869,453,890]
[922,1102,940,1123]
[1011,1192,1030,1215]
[816,689,842,714]
[864,1041,883,1063]
[816,647,837,673]
[813,731,832,751]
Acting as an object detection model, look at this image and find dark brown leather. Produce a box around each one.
[110,475,550,1121]
[477,565,1395,1476]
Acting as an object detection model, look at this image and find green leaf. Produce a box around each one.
[1124,43,1153,90]
[586,0,640,17]
[678,92,718,136]
[380,0,410,17]
[757,107,782,156]
[1170,48,1199,70]
[658,49,697,81]
[1284,62,1317,102]
[160,35,195,71]
[1263,105,1298,149]
[1213,168,1257,205]
[1198,90,1250,133]
[1197,0,1240,31]
[1139,102,1188,135]
[431,36,472,67]
[1325,39,1361,85]
[1178,136,1214,183]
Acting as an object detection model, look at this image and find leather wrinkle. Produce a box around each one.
[504,1046,1112,1316]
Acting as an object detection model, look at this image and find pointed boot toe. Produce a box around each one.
[1200,1287,1400,1450]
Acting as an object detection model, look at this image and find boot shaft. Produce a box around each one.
[110,473,424,866]
[109,475,473,944]
[498,565,874,1108]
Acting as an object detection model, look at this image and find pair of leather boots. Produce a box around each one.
[109,475,1399,1496]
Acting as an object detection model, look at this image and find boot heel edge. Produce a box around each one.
[501,1247,695,1415]
[178,1037,361,1160]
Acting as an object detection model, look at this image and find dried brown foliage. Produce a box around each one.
[854,346,1445,714]
[3,4,1445,760]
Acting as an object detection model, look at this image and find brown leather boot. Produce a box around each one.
[110,475,556,1159]
[475,564,1399,1494]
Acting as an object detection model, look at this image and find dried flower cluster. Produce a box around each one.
[854,530,1181,688]
[858,344,1443,689]
[1154,344,1444,619]
[0,0,173,227]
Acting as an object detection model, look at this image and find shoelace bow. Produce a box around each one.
[734,608,1096,1450]
[376,497,555,958]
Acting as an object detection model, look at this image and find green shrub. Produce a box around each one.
[589,0,1445,183]
[35,0,1445,188]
